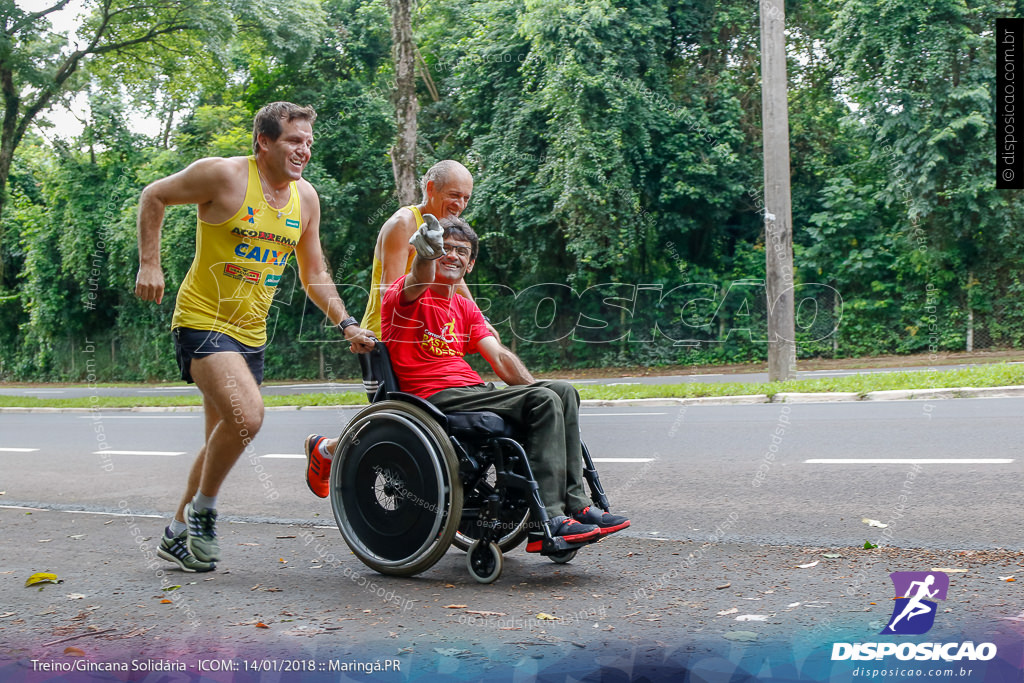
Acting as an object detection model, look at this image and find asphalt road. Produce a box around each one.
[2,399,1023,682]
[2,400,1022,547]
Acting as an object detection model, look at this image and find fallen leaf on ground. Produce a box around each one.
[25,573,61,587]
[864,541,878,549]
[255,622,269,629]
[822,553,843,559]
[724,631,759,642]
[63,647,85,657]
[66,594,85,600]
[443,604,467,609]
[999,576,1015,582]
[466,610,506,616]
[736,615,768,622]
[159,599,172,604]
[162,585,181,592]
[795,561,819,569]
[862,518,888,528]
[715,583,731,590]
[717,608,738,616]
[536,613,557,620]
[68,535,85,540]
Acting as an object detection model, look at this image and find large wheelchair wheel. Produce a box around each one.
[330,401,463,577]
[452,454,531,553]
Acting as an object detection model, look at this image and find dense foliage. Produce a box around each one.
[0,0,1018,381]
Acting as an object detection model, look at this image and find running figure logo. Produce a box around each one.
[880,571,949,635]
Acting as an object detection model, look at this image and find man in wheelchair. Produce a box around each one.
[307,215,629,550]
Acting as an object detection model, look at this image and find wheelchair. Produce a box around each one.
[328,342,617,583]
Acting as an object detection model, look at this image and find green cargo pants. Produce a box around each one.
[427,380,589,517]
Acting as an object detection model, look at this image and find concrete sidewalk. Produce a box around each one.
[3,384,1024,413]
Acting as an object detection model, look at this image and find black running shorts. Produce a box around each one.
[172,327,266,385]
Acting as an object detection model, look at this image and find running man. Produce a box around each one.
[135,102,375,571]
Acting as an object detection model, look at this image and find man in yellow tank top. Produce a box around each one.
[301,160,479,498]
[134,102,375,571]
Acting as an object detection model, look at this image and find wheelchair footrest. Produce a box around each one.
[524,532,596,555]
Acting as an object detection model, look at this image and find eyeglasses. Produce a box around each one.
[442,243,472,258]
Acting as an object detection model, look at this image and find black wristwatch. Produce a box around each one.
[336,316,359,334]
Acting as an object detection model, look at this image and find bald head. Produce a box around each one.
[421,160,472,201]
[421,160,473,218]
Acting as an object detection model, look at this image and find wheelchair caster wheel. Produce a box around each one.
[467,540,503,584]
[548,548,578,564]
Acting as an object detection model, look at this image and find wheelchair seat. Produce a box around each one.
[445,411,516,440]
[332,341,613,583]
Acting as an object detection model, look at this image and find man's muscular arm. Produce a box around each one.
[135,158,240,304]
[478,336,536,386]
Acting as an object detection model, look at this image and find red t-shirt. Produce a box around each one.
[381,275,494,399]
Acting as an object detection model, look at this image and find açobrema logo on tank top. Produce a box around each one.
[171,157,302,347]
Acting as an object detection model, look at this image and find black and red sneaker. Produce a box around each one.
[526,516,600,552]
[573,506,630,536]
[304,434,331,498]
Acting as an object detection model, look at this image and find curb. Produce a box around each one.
[3,386,1024,413]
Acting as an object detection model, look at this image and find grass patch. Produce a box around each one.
[1,363,1022,409]
[576,363,1024,401]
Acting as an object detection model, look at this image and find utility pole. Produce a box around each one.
[760,0,796,381]
[387,0,418,205]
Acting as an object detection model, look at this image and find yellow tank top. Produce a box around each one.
[172,157,301,347]
[360,205,420,336]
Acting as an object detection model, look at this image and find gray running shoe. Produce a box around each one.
[158,527,215,572]
[185,502,220,562]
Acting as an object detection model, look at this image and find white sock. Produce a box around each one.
[169,519,187,536]
[192,492,217,511]
[318,439,333,461]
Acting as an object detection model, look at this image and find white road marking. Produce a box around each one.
[580,412,667,417]
[0,447,39,452]
[592,458,654,463]
[138,388,195,393]
[805,458,1014,465]
[18,390,66,394]
[93,450,186,456]
[77,415,198,419]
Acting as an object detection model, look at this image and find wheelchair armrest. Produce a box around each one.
[387,391,449,430]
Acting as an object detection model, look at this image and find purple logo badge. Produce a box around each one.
[880,571,949,635]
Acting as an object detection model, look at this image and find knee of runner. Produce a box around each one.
[234,404,265,436]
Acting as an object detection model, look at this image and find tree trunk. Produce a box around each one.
[388,0,418,205]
